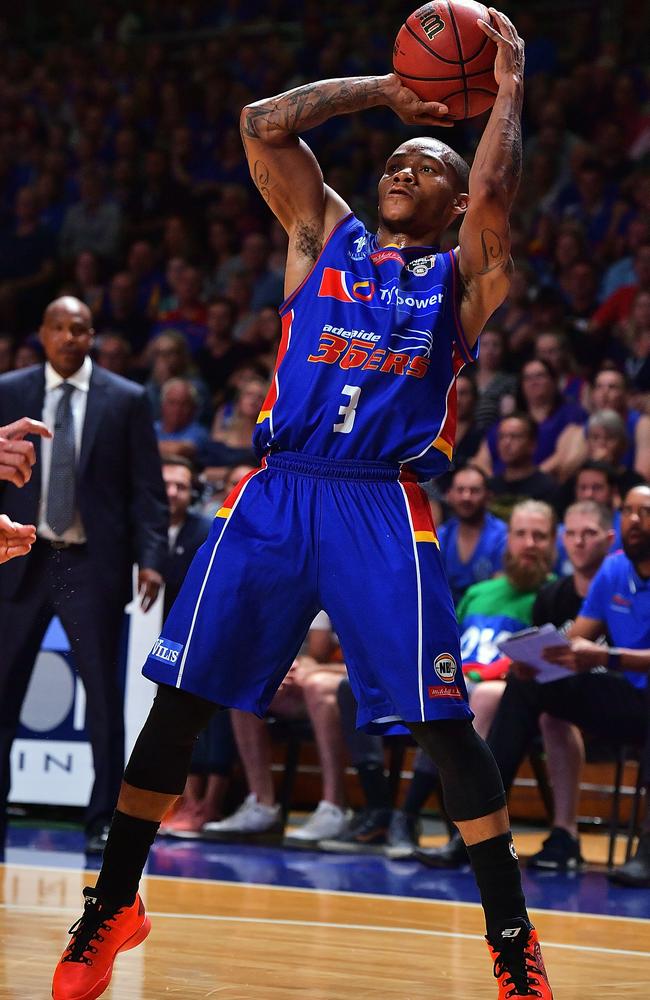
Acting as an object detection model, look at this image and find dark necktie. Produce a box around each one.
[46,382,76,536]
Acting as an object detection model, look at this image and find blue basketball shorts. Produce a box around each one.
[143,452,471,733]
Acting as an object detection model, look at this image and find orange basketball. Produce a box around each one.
[393,1,498,120]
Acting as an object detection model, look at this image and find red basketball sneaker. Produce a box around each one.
[52,887,151,1000]
[486,917,554,999]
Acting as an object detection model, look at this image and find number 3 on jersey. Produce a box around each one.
[333,385,361,434]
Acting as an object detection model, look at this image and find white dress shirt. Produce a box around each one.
[38,356,92,543]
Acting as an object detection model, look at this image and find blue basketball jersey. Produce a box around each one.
[253,213,477,479]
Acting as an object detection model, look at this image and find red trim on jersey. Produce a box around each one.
[217,458,267,517]
[433,344,465,458]
[280,212,354,313]
[258,310,293,422]
[398,473,439,541]
[448,250,476,365]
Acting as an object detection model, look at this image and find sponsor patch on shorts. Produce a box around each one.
[428,685,461,698]
[150,637,183,665]
[433,652,457,684]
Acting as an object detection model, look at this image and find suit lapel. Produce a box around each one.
[79,366,109,477]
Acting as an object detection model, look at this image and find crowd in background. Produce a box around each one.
[0,1,648,525]
[1,1,649,871]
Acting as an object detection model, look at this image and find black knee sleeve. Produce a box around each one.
[124,684,220,794]
[406,719,505,822]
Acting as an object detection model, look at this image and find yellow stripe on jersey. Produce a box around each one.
[215,507,231,519]
[414,530,439,546]
[432,435,453,461]
[256,409,272,424]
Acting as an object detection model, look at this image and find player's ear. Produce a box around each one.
[452,192,469,217]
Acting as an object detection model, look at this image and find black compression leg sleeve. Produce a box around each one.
[124,684,220,794]
[406,719,505,822]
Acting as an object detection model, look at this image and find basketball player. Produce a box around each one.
[52,10,553,1000]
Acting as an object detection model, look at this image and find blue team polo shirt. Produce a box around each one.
[580,550,650,689]
[438,511,508,606]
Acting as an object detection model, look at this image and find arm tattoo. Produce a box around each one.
[253,160,273,203]
[478,228,504,274]
[241,77,384,140]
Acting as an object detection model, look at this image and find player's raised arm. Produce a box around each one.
[240,76,452,296]
[457,8,525,346]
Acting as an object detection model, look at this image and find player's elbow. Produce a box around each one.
[240,103,290,146]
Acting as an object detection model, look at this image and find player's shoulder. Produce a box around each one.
[595,549,629,581]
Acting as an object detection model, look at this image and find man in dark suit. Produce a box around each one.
[0,296,168,853]
[160,456,211,617]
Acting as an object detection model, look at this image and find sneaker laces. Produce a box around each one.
[492,933,544,998]
[62,889,125,966]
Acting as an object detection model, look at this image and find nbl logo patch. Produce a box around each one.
[433,652,457,684]
[150,637,183,665]
[406,254,437,277]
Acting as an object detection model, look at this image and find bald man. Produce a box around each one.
[0,296,168,853]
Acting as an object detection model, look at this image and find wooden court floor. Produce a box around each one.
[1,863,649,1000]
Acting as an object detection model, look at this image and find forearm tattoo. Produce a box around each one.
[241,77,384,139]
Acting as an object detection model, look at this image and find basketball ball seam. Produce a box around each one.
[402,19,467,66]
[443,0,469,119]
[396,66,497,83]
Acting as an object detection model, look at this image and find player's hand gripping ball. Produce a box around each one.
[393,0,502,119]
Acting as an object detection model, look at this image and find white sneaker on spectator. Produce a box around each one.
[201,794,283,842]
[284,801,350,847]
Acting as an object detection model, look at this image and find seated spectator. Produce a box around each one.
[491,265,535,367]
[203,220,238,299]
[125,239,165,319]
[93,333,133,378]
[479,414,558,519]
[422,499,616,870]
[199,462,257,520]
[457,499,556,683]
[555,461,624,568]
[438,465,507,606]
[488,489,650,885]
[13,338,44,369]
[534,329,585,404]
[218,232,284,312]
[96,271,151,355]
[131,150,190,239]
[591,242,650,334]
[0,185,56,333]
[473,327,517,430]
[155,378,210,459]
[194,297,256,397]
[59,167,123,263]
[157,256,188,315]
[238,305,282,370]
[585,369,650,479]
[202,613,351,846]
[556,159,622,259]
[476,359,587,482]
[144,329,209,420]
[211,377,268,450]
[622,290,650,395]
[156,264,208,353]
[61,250,106,318]
[600,216,650,300]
